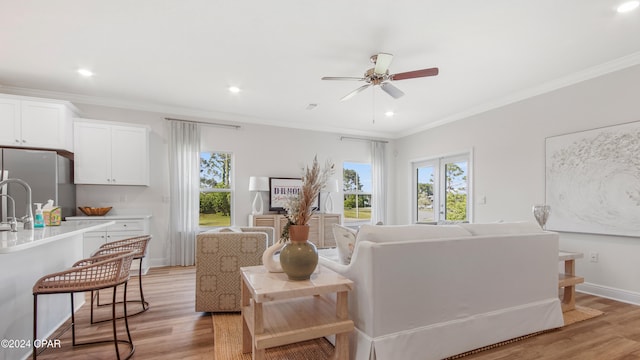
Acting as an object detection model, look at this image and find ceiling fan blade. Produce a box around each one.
[340,84,371,101]
[390,67,439,81]
[321,76,366,81]
[380,82,405,99]
[374,53,393,75]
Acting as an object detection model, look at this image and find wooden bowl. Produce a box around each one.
[78,206,112,216]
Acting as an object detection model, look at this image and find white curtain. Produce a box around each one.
[371,141,386,224]
[168,120,201,266]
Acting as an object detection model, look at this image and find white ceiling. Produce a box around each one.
[1,0,639,139]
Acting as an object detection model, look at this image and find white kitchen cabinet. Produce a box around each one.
[0,95,75,151]
[66,216,151,273]
[74,119,150,186]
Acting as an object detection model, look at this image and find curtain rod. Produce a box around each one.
[340,136,389,144]
[165,117,241,130]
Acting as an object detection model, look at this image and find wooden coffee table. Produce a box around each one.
[240,265,354,360]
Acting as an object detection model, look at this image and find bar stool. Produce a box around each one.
[33,250,136,360]
[90,235,151,323]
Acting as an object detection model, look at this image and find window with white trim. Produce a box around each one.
[199,151,233,227]
[343,162,372,225]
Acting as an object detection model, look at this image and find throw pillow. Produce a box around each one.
[332,224,357,264]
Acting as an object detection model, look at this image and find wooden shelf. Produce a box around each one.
[559,273,584,288]
[243,294,353,350]
[558,251,584,313]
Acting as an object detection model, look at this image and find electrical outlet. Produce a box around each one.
[589,252,599,263]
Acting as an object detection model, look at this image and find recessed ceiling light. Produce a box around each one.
[617,1,639,13]
[385,111,395,117]
[77,68,94,77]
[228,86,241,93]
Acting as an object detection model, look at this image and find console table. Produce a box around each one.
[240,265,354,360]
[558,251,584,312]
[249,213,341,248]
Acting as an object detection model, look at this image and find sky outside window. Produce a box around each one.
[343,162,371,192]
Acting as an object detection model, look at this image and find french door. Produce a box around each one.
[412,153,470,224]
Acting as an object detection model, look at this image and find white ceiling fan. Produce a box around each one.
[322,53,439,101]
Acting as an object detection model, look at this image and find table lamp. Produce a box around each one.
[249,176,269,215]
[324,179,340,213]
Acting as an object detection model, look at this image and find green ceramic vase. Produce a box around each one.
[279,224,318,281]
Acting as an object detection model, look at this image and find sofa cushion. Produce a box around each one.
[356,224,472,244]
[460,222,544,236]
[332,224,357,264]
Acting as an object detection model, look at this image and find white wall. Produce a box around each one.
[72,104,392,267]
[68,63,640,303]
[394,64,640,303]
[199,123,389,225]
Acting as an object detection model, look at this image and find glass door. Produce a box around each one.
[413,153,470,224]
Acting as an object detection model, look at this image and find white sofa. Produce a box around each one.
[318,222,564,360]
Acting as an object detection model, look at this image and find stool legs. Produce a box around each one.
[92,257,149,323]
[33,283,134,360]
[32,295,37,360]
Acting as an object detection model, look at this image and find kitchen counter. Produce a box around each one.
[66,214,152,220]
[0,220,115,253]
[0,220,114,360]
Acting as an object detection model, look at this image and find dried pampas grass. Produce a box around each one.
[280,156,334,241]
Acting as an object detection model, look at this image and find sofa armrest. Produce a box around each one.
[318,255,350,274]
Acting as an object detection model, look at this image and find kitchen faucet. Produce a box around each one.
[0,194,18,231]
[0,178,34,230]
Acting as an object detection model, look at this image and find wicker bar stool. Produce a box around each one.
[90,235,151,323]
[33,251,136,360]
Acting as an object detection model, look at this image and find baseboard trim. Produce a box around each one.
[148,257,170,268]
[578,282,640,306]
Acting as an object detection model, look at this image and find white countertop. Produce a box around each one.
[66,214,152,220]
[0,220,115,254]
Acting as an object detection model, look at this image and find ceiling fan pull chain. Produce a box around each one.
[372,88,376,125]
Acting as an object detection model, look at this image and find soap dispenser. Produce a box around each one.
[34,203,45,228]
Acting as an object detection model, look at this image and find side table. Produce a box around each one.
[558,251,584,312]
[241,265,354,360]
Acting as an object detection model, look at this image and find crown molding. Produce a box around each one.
[394,51,640,139]
[0,86,393,140]
[3,51,639,141]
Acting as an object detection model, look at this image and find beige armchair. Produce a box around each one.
[195,227,275,312]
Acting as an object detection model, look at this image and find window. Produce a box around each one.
[413,153,470,224]
[343,162,372,225]
[199,151,233,227]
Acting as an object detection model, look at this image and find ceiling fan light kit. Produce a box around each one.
[322,52,439,101]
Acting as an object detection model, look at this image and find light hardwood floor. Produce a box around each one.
[36,266,640,359]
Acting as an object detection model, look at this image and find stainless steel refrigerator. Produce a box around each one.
[0,148,76,222]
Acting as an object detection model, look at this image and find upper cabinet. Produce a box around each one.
[74,119,150,186]
[0,95,76,151]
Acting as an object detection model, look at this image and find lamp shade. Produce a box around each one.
[326,179,340,193]
[249,176,269,192]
